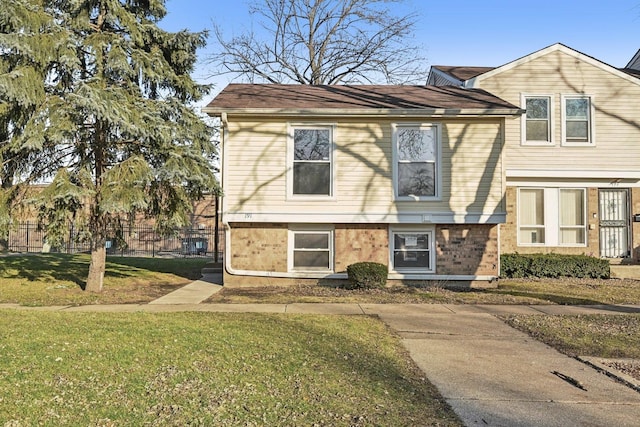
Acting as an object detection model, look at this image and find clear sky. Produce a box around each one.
[159,0,640,97]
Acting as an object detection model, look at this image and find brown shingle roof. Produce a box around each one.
[430,66,495,82]
[205,84,519,114]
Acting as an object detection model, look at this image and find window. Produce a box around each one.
[517,188,586,246]
[290,126,333,196]
[390,229,435,272]
[562,95,593,145]
[519,189,545,244]
[523,96,552,144]
[559,189,586,245]
[289,229,333,271]
[393,124,440,199]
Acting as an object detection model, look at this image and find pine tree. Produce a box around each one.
[0,0,219,291]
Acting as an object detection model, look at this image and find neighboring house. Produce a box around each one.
[204,85,522,286]
[428,43,640,262]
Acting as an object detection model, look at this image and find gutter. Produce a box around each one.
[203,107,524,118]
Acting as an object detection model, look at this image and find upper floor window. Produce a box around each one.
[393,123,440,200]
[523,95,552,145]
[562,95,594,145]
[289,125,334,197]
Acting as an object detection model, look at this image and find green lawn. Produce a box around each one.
[0,311,460,426]
[0,254,208,306]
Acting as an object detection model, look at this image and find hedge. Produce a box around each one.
[500,253,610,279]
[345,262,388,289]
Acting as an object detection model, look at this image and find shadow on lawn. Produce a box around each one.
[0,253,89,287]
[483,288,604,306]
[0,253,208,289]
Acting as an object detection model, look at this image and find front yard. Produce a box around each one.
[0,311,460,426]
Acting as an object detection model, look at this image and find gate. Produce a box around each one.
[599,189,630,258]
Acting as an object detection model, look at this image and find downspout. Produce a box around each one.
[218,112,345,280]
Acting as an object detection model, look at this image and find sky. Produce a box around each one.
[158,0,640,100]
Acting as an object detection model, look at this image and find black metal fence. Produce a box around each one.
[7,222,224,259]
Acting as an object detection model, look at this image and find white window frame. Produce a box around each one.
[287,124,336,199]
[517,187,546,245]
[561,95,595,146]
[517,187,587,247]
[392,123,442,201]
[558,188,587,246]
[288,227,334,272]
[521,94,554,145]
[389,226,436,274]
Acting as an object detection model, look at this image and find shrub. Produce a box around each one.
[345,262,388,289]
[500,253,609,279]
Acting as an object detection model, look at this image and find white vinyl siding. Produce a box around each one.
[478,49,640,171]
[518,188,586,247]
[222,119,504,221]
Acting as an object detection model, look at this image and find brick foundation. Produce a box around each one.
[223,222,499,287]
[435,224,498,276]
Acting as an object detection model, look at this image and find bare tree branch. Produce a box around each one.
[208,0,428,85]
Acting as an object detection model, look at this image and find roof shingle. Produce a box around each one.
[205,84,519,113]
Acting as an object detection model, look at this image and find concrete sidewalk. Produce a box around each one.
[147,273,223,305]
[366,305,640,427]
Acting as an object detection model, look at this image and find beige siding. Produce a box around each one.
[478,50,640,171]
[223,117,505,221]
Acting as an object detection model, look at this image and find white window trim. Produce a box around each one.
[286,123,337,200]
[389,226,436,274]
[521,94,554,146]
[288,226,334,273]
[558,188,587,247]
[517,187,546,246]
[517,187,587,248]
[392,123,442,201]
[561,95,595,146]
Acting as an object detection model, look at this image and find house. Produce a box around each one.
[428,43,640,262]
[203,84,523,286]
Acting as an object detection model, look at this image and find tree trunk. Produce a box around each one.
[86,241,106,292]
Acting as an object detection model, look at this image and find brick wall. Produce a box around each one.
[227,223,288,272]
[334,224,388,272]
[435,224,498,276]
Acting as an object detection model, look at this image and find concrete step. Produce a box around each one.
[610,264,640,280]
[202,261,223,274]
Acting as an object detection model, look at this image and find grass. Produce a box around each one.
[0,254,208,306]
[206,277,640,305]
[0,310,461,426]
[502,314,640,359]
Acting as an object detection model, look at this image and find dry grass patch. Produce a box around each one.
[502,314,640,381]
[205,278,640,305]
